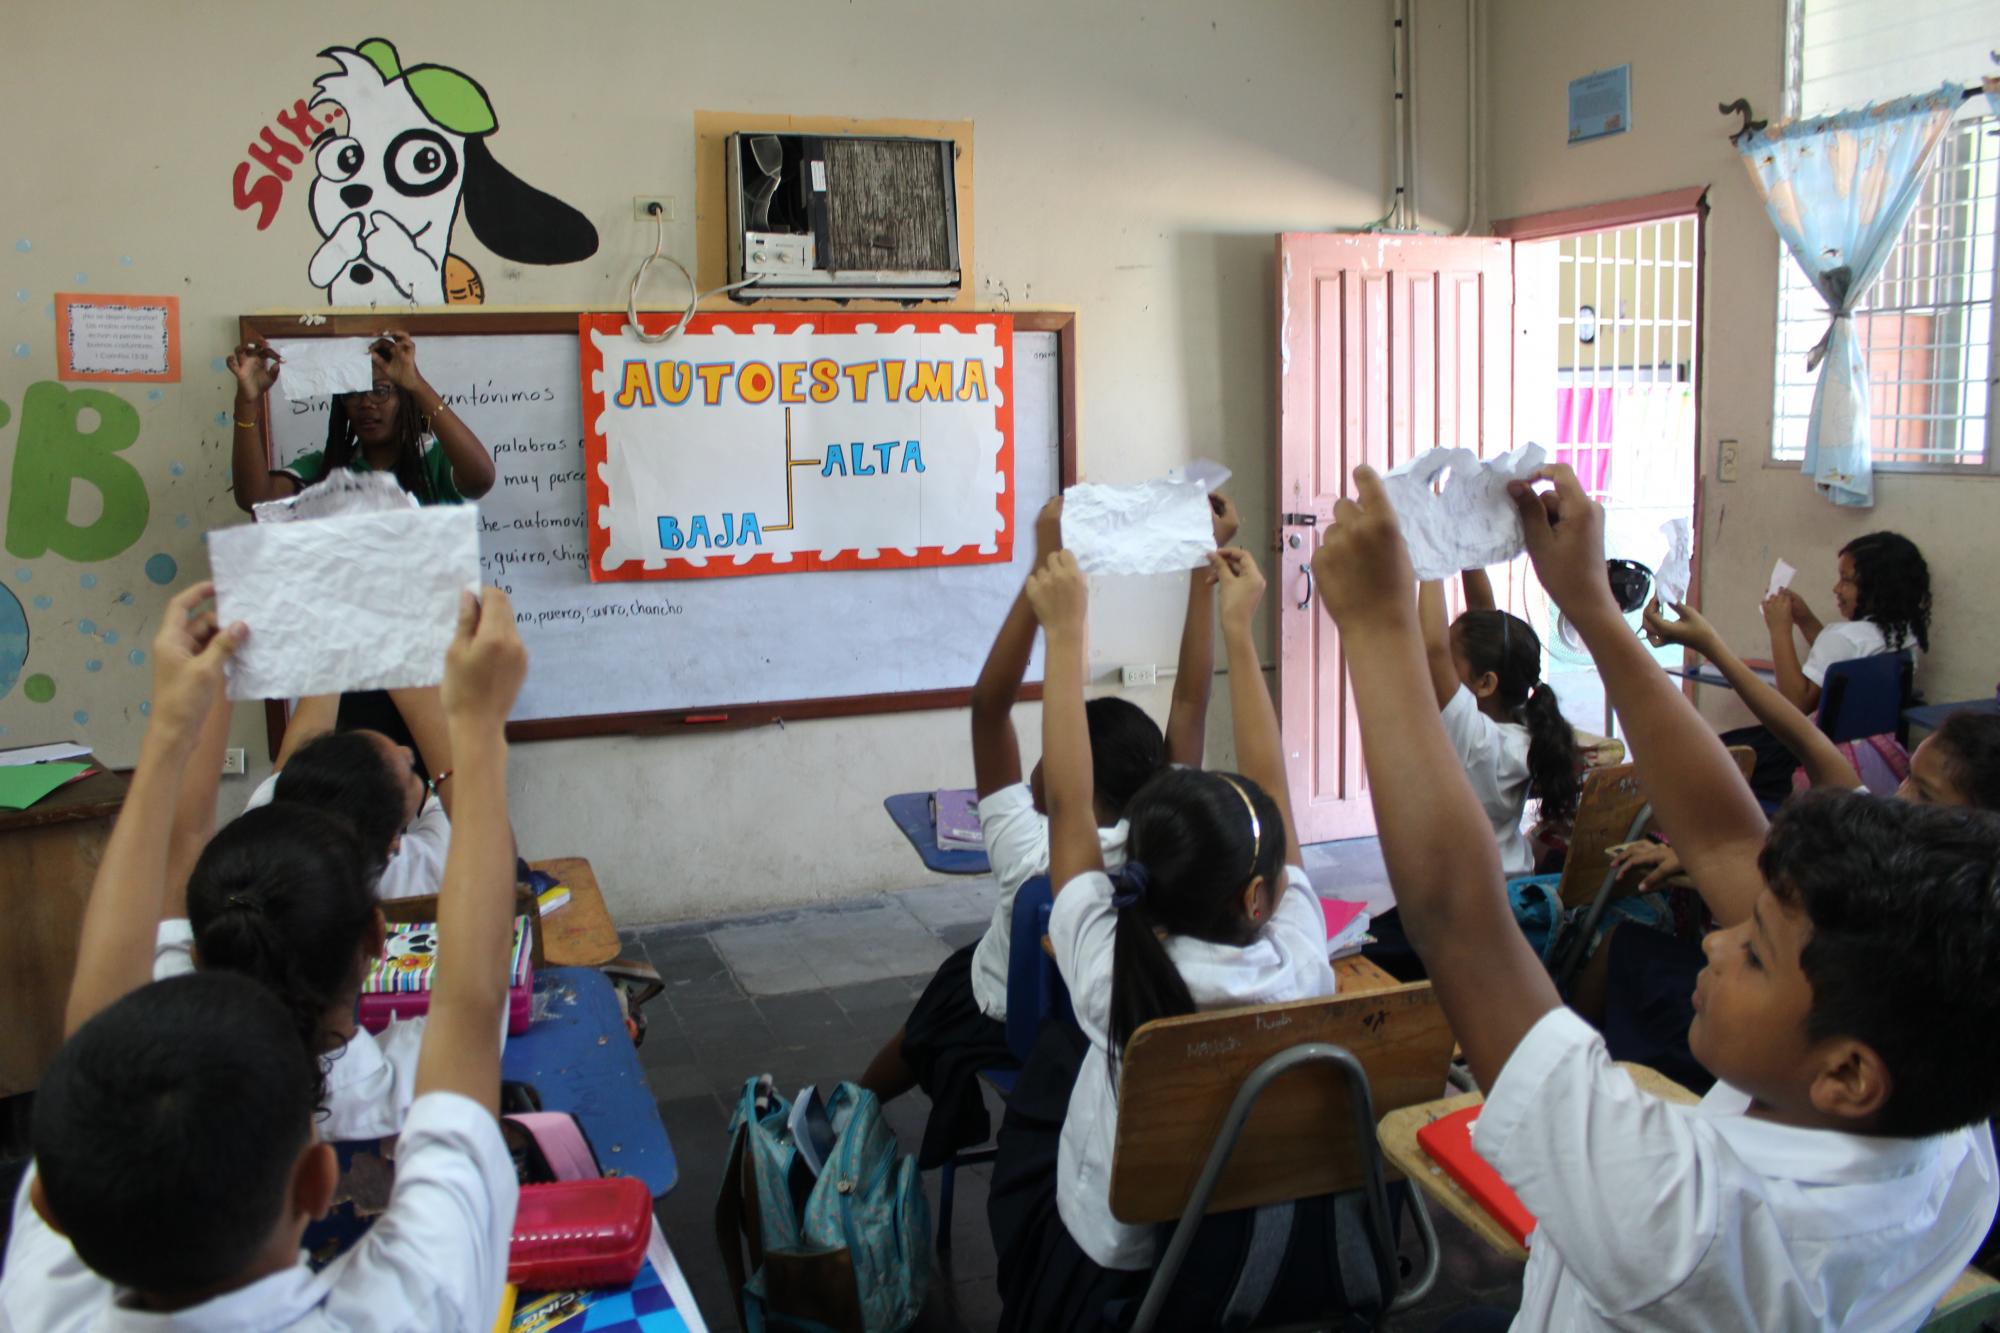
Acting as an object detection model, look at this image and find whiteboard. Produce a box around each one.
[259,321,1062,726]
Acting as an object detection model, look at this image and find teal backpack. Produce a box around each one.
[715,1076,931,1332]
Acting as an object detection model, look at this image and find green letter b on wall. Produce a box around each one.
[6,382,149,562]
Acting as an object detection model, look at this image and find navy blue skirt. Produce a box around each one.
[900,942,1016,1169]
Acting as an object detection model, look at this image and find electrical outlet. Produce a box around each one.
[1718,438,1740,483]
[222,748,245,776]
[1120,664,1158,688]
[632,196,677,222]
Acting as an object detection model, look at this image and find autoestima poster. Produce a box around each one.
[579,312,1014,582]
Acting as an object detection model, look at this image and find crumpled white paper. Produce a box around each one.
[269,337,376,399]
[208,504,480,700]
[1381,444,1547,580]
[253,471,416,525]
[1061,479,1217,576]
[1656,518,1693,605]
[1766,558,1797,599]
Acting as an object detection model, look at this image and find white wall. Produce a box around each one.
[1,1,1472,921]
[1482,0,1998,734]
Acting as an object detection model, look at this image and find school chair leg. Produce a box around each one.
[1386,1184,1441,1314]
[935,1147,997,1257]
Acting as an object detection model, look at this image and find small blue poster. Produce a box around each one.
[1568,65,1631,143]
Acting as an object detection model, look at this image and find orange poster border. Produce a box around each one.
[54,292,182,383]
[578,310,1016,583]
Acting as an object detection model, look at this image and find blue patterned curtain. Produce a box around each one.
[1738,85,1959,507]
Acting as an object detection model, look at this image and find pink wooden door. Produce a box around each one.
[1276,233,1514,843]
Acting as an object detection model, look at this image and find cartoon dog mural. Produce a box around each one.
[307,39,597,305]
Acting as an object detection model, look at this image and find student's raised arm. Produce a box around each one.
[1023,551,1104,892]
[375,331,497,500]
[225,342,300,512]
[1762,589,1821,714]
[970,496,1061,798]
[1417,580,1459,711]
[1313,471,1557,1091]
[1643,598,1860,792]
[1210,548,1302,868]
[413,589,527,1115]
[1511,467,1768,927]
[1460,566,1496,612]
[1164,492,1237,767]
[67,584,245,1035]
[273,694,340,771]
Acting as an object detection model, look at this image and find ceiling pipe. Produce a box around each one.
[1457,0,1481,235]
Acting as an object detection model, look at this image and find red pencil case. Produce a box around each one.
[355,978,532,1035]
[508,1176,652,1290]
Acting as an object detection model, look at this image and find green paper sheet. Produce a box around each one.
[0,761,92,811]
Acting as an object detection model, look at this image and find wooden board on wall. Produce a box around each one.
[238,309,1074,746]
[693,109,976,310]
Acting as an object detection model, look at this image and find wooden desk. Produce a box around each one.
[1376,1061,1697,1261]
[529,856,622,968]
[0,761,128,1096]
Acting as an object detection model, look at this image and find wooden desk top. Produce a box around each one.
[0,760,127,833]
[529,857,622,969]
[1334,953,1399,995]
[1377,1062,1699,1261]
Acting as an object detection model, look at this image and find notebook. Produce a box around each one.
[358,915,534,1034]
[1415,1104,1538,1247]
[1320,897,1372,960]
[931,787,983,851]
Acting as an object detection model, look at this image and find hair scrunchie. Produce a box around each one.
[1111,860,1151,910]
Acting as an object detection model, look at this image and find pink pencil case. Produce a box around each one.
[508,1177,652,1290]
[357,978,532,1034]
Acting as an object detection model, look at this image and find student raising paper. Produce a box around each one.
[1313,464,1998,1331]
[989,545,1343,1331]
[0,583,527,1332]
[857,490,1236,1168]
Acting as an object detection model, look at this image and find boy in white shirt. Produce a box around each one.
[1,581,528,1332]
[1313,466,1998,1331]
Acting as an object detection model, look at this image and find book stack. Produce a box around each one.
[931,787,983,851]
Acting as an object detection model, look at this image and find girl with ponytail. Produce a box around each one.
[1419,567,1580,875]
[155,802,429,1141]
[991,546,1337,1330]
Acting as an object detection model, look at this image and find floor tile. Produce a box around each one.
[897,878,1002,932]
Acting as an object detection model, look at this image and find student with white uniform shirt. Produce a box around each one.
[1,582,529,1332]
[1314,464,1998,1333]
[1728,530,1932,801]
[858,491,1238,1170]
[990,545,1346,1332]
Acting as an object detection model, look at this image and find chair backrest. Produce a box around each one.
[1106,982,1452,1225]
[1550,746,1756,909]
[1817,651,1914,745]
[1553,762,1647,908]
[1004,875,1065,1063]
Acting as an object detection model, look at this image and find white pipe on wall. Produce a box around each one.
[1390,0,1409,229]
[1457,0,1480,234]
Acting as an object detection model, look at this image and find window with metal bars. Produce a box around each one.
[1771,111,1997,471]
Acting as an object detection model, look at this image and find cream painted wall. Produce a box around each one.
[1483,0,1998,733]
[1,1,1471,921]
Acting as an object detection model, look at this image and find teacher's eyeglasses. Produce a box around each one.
[341,383,397,403]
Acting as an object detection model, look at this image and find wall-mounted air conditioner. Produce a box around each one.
[724,132,961,300]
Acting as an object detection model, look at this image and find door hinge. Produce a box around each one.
[1282,512,1318,526]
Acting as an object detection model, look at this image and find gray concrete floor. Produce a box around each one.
[624,839,1524,1332]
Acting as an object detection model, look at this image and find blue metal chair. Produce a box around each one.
[1817,651,1914,746]
[936,874,1066,1256]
